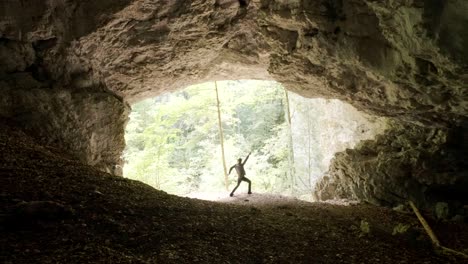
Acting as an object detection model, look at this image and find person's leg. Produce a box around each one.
[230,179,241,197]
[243,177,252,194]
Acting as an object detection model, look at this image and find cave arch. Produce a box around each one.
[122,80,387,200]
[1,0,467,209]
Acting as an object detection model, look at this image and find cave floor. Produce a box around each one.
[1,122,467,264]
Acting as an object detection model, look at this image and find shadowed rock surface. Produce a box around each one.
[316,121,468,211]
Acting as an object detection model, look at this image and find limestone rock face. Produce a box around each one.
[66,0,467,125]
[0,1,131,174]
[315,121,468,210]
[0,88,128,174]
[0,1,467,205]
[259,0,468,126]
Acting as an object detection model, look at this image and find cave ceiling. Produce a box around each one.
[1,0,467,126]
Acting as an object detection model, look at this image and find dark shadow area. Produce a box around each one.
[1,119,467,263]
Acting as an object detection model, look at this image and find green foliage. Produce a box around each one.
[123,80,291,196]
[392,223,410,235]
[123,81,381,199]
[360,220,371,237]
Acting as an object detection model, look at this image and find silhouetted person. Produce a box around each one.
[229,152,252,197]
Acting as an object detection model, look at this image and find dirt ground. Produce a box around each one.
[1,122,467,264]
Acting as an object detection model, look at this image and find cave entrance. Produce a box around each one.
[123,80,385,201]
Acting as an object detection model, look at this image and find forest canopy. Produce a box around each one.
[123,80,385,200]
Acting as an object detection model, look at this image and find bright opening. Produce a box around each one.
[123,80,385,201]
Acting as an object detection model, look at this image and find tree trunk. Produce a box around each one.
[156,147,161,189]
[306,103,314,199]
[215,81,229,190]
[283,89,295,195]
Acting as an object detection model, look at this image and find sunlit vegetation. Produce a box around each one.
[123,80,384,200]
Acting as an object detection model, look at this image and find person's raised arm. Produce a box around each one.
[242,152,251,165]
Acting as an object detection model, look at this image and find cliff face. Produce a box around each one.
[315,121,468,210]
[0,1,466,206]
[0,0,132,173]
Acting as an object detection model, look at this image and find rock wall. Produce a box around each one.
[68,0,467,126]
[0,1,132,174]
[315,120,468,211]
[0,37,128,175]
[260,0,468,126]
[289,96,387,200]
[0,88,128,175]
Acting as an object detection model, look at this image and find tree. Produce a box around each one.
[124,80,297,196]
[215,81,229,190]
[283,89,295,195]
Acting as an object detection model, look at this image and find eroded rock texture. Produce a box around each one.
[0,89,128,174]
[260,0,468,125]
[63,0,468,124]
[0,1,467,206]
[0,1,131,173]
[315,121,468,210]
